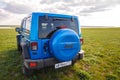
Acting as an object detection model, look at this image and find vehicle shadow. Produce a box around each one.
[0,49,74,80]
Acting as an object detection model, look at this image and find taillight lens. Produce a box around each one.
[31,42,38,50]
[80,38,84,45]
[29,62,37,68]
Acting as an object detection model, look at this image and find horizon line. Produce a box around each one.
[0,25,119,27]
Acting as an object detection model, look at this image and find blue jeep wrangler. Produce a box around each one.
[15,12,84,76]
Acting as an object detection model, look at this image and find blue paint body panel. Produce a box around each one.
[18,12,81,60]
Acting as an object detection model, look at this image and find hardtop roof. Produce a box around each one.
[31,12,78,19]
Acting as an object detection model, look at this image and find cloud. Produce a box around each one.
[0,8,27,25]
[0,0,120,25]
[1,0,120,15]
[39,0,120,16]
[0,1,7,8]
[80,6,110,13]
[0,9,10,20]
[66,0,120,14]
[40,0,58,4]
[1,1,33,14]
[80,5,120,26]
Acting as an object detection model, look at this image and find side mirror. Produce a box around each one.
[15,28,21,33]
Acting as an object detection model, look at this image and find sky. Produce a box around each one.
[0,0,120,27]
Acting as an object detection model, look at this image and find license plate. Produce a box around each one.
[55,61,72,69]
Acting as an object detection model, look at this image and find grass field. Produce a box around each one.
[0,28,120,80]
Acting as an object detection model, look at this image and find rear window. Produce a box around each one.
[38,16,78,38]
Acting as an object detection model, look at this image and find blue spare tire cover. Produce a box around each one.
[49,29,80,61]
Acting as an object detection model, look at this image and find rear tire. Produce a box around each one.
[16,34,22,52]
[22,65,34,77]
[17,44,22,52]
[72,52,84,65]
[21,55,34,76]
[79,53,84,59]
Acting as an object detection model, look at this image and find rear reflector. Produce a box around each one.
[31,42,38,50]
[29,62,37,67]
[80,38,84,45]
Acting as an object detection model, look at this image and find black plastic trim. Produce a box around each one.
[21,42,30,59]
[24,50,84,69]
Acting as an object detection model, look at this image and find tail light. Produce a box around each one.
[80,38,84,45]
[29,62,37,68]
[31,42,38,50]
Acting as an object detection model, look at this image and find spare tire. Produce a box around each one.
[49,29,80,61]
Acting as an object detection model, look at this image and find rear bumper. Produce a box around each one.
[24,50,84,69]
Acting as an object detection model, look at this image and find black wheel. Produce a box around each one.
[72,58,77,66]
[22,65,34,77]
[21,54,34,76]
[79,53,84,60]
[17,44,22,51]
[16,34,22,52]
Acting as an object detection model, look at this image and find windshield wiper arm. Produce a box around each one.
[53,18,68,21]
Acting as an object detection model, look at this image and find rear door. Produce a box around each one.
[38,15,79,59]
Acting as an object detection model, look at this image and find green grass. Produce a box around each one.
[0,28,120,80]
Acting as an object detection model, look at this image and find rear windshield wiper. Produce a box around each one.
[53,17,74,22]
[53,18,68,21]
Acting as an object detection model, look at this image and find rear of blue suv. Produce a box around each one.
[16,12,84,76]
